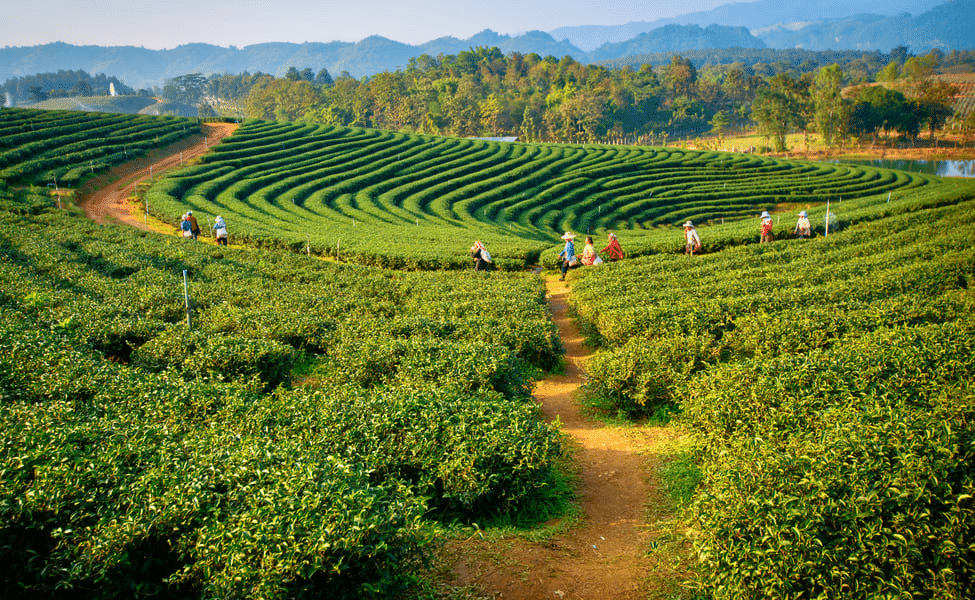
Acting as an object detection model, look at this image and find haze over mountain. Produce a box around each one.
[1,0,970,92]
[550,0,951,50]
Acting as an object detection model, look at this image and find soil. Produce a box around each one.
[75,122,238,231]
[439,276,684,600]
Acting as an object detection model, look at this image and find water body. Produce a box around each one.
[830,158,975,178]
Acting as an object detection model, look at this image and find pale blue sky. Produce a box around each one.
[3,0,738,49]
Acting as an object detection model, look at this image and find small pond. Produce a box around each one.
[829,158,975,178]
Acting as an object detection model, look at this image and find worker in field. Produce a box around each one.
[580,236,598,265]
[683,221,701,255]
[470,240,491,271]
[557,232,577,280]
[794,210,811,238]
[186,210,200,240]
[180,214,194,239]
[602,232,624,261]
[213,215,228,246]
[760,210,774,243]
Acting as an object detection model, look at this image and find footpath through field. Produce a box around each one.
[443,275,681,599]
[76,122,237,231]
[73,131,681,596]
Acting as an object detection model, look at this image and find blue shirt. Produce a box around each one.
[559,240,575,259]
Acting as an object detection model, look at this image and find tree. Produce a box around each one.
[27,86,48,103]
[751,90,799,152]
[315,69,334,86]
[72,80,94,97]
[162,73,207,105]
[848,85,912,146]
[876,61,900,82]
[661,55,697,100]
[750,74,804,152]
[708,110,731,143]
[245,78,322,121]
[914,78,959,144]
[478,94,504,136]
[810,65,848,147]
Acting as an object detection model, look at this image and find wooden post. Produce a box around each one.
[182,270,192,328]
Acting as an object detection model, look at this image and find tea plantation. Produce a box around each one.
[3,107,975,598]
[571,198,975,597]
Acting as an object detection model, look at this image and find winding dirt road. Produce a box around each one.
[75,122,237,230]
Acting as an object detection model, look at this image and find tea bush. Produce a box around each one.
[0,189,565,597]
[568,195,975,598]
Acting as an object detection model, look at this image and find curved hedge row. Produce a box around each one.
[139,117,972,269]
[568,197,975,598]
[0,189,565,598]
[0,108,197,186]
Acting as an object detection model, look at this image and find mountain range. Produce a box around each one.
[1,0,972,91]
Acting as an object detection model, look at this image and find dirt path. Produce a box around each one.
[75,122,237,230]
[443,276,678,599]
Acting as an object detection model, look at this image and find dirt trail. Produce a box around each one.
[75,122,237,230]
[444,276,675,599]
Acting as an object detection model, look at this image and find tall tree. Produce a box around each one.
[750,74,803,152]
[162,73,208,105]
[810,64,848,147]
[913,78,959,144]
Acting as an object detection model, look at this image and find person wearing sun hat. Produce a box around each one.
[557,231,577,281]
[794,210,811,238]
[760,210,774,243]
[683,221,701,255]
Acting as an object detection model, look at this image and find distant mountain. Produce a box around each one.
[586,25,764,62]
[551,0,949,51]
[757,0,975,52]
[0,31,585,91]
[0,0,969,94]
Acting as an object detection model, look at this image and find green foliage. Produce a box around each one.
[0,188,566,597]
[567,195,975,598]
[0,108,197,186]
[142,117,972,270]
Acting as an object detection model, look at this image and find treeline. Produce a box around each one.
[226,46,972,147]
[1,70,135,105]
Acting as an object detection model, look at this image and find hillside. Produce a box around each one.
[551,0,949,50]
[27,95,159,114]
[1,1,970,91]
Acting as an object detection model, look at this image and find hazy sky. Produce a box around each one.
[3,0,738,49]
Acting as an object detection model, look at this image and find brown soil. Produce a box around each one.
[75,122,238,232]
[440,276,684,599]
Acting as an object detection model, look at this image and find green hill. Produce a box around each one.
[28,95,160,114]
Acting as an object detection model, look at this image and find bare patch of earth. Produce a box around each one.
[438,275,689,599]
[75,122,237,232]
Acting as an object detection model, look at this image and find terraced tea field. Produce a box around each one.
[3,107,975,599]
[142,118,970,269]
